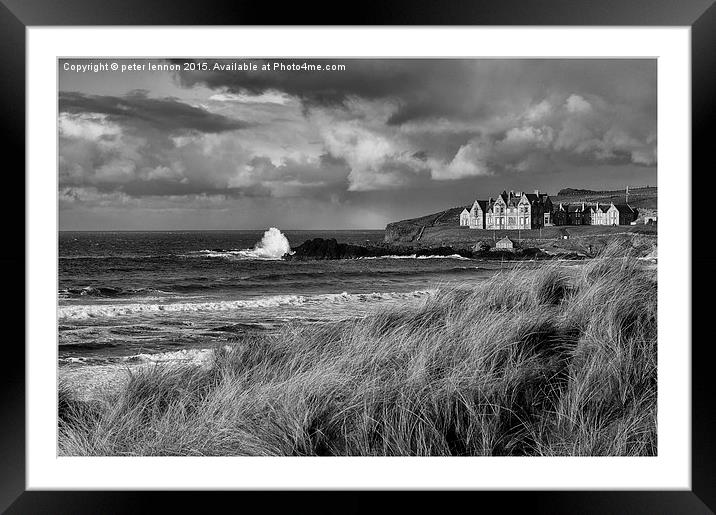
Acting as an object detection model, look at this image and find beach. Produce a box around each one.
[59,229,549,397]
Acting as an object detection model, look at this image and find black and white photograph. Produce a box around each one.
[57,57,658,457]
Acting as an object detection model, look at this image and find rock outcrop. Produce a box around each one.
[283,238,410,260]
[283,238,549,261]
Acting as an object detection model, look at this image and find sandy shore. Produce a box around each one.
[59,348,214,401]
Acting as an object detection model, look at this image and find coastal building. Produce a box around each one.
[584,202,638,226]
[459,191,638,229]
[554,203,586,225]
[495,236,516,251]
[483,190,552,230]
[610,204,638,225]
[588,203,609,225]
[467,200,488,229]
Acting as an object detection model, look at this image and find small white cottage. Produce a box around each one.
[495,236,516,251]
[459,208,471,227]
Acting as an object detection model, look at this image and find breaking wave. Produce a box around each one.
[187,227,293,260]
[58,290,435,320]
[358,254,470,260]
[59,286,170,298]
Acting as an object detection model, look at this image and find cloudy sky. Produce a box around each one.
[59,59,656,230]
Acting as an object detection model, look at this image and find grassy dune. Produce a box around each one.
[58,240,657,456]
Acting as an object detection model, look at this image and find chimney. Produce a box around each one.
[534,189,539,195]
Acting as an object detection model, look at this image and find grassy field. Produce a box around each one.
[414,224,657,258]
[552,186,657,210]
[59,239,657,456]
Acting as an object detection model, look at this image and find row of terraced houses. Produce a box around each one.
[459,190,638,229]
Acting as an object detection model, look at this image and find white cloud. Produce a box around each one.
[501,126,554,149]
[523,100,552,122]
[431,139,493,180]
[95,159,137,183]
[59,112,122,140]
[145,165,185,181]
[209,91,290,105]
[565,94,592,114]
[311,100,427,191]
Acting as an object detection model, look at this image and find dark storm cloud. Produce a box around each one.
[174,59,420,110]
[59,58,657,230]
[59,90,252,134]
[115,181,272,199]
[174,59,656,125]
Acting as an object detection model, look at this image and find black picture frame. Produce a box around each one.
[2,1,712,512]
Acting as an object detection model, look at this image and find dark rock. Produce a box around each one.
[283,238,466,261]
[284,238,412,261]
[283,238,550,261]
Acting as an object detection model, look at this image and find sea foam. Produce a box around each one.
[58,290,435,320]
[187,227,293,260]
[358,254,470,260]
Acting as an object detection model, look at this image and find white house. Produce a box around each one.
[495,236,516,251]
[468,200,487,229]
[459,208,470,226]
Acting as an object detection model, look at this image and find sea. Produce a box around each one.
[58,229,521,369]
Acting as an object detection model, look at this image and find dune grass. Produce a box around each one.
[58,240,657,456]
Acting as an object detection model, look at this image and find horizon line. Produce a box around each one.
[58,228,388,232]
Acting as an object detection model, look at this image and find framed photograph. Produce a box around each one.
[4,0,712,511]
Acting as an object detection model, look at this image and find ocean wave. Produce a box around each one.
[58,290,435,321]
[182,249,286,261]
[59,254,172,260]
[59,286,171,298]
[357,254,470,260]
[183,227,293,261]
[256,266,482,280]
[122,348,214,365]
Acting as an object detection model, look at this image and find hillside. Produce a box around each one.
[384,206,468,243]
[553,186,657,209]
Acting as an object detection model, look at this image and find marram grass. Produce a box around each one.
[59,240,657,456]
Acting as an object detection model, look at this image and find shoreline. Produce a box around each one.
[58,254,656,403]
[59,247,657,456]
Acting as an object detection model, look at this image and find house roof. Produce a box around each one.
[612,204,636,214]
[497,236,514,244]
[476,190,552,212]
